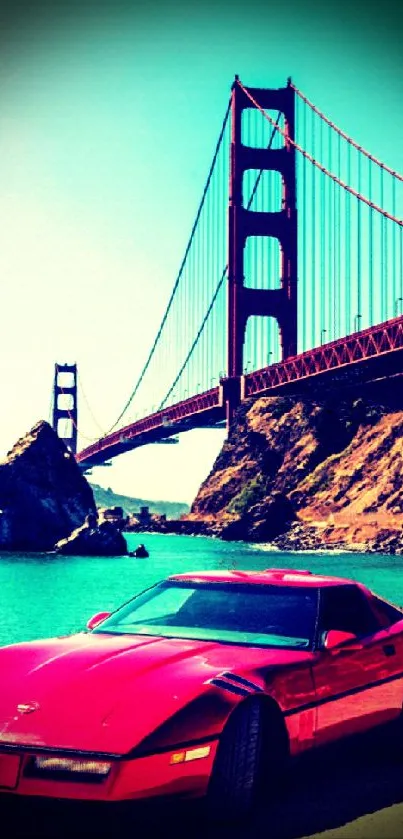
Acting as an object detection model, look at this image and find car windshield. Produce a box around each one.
[92,581,319,650]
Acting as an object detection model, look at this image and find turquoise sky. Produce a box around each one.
[0,0,402,503]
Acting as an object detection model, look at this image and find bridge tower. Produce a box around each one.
[224,77,297,423]
[52,362,78,454]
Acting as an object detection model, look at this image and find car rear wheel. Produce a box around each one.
[206,698,282,821]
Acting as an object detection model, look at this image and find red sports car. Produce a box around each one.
[1,568,403,818]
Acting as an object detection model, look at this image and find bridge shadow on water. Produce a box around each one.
[3,726,403,838]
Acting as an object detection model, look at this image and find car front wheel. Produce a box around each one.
[207,698,277,821]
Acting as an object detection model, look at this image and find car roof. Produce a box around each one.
[169,568,364,589]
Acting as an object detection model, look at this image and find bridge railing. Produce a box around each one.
[244,314,403,397]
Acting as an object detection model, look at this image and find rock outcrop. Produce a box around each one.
[186,394,403,552]
[55,513,128,556]
[0,421,96,551]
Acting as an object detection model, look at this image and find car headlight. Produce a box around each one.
[26,756,111,781]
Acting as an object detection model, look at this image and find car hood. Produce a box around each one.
[0,632,311,755]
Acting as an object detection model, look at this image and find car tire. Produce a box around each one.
[206,698,269,822]
[391,705,403,754]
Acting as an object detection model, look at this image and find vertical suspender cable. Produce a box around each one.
[392,176,397,310]
[209,164,214,386]
[346,143,351,334]
[400,218,403,308]
[384,185,389,319]
[195,205,200,394]
[210,150,215,384]
[380,164,385,320]
[311,108,316,348]
[191,218,196,393]
[369,158,373,325]
[334,131,340,339]
[205,174,210,391]
[180,251,184,401]
[357,148,362,325]
[320,117,325,340]
[265,111,270,362]
[301,98,307,351]
[328,123,333,339]
[201,199,206,391]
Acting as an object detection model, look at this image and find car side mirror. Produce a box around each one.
[86,611,111,631]
[323,629,363,652]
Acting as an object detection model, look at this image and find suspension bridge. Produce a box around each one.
[51,77,403,469]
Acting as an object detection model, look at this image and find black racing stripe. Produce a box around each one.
[284,668,403,718]
[210,678,251,697]
[221,672,264,692]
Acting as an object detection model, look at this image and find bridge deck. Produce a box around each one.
[77,314,403,467]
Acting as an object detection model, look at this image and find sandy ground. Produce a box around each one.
[2,727,403,838]
[310,805,403,838]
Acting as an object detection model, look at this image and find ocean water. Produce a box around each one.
[1,533,403,647]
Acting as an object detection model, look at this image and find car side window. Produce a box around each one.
[319,585,380,641]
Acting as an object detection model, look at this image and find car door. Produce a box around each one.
[311,584,403,746]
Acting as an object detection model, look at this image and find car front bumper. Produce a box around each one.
[0,741,218,802]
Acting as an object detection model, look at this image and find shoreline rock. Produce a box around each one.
[137,514,403,555]
[0,421,96,552]
[54,513,128,556]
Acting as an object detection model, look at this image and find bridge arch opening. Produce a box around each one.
[57,417,74,441]
[57,392,75,411]
[244,236,281,291]
[241,109,285,150]
[243,315,282,372]
[243,168,283,214]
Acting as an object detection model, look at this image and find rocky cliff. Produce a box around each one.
[0,421,96,551]
[187,395,403,553]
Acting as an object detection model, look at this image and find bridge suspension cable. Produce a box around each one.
[105,95,232,433]
[237,80,403,227]
[290,82,403,182]
[76,371,109,440]
[158,266,227,409]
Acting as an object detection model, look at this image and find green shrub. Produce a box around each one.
[227,475,266,516]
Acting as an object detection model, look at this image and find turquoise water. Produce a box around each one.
[1,533,403,647]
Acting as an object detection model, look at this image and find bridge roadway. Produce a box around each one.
[76,313,403,468]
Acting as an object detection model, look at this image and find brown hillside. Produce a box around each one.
[188,395,403,552]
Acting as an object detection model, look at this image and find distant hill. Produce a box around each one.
[89,483,189,520]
